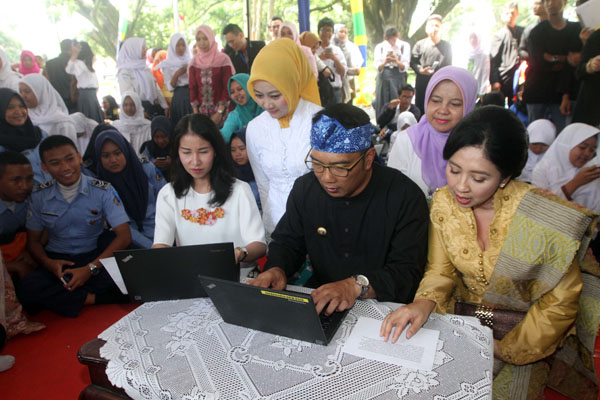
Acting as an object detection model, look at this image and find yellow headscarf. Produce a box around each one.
[248,38,321,128]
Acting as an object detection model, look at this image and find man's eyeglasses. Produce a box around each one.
[305,150,367,177]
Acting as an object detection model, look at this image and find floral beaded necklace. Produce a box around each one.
[180,185,225,226]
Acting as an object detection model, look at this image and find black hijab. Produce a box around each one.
[83,123,116,172]
[230,129,255,183]
[95,130,149,230]
[0,88,43,152]
[140,116,172,158]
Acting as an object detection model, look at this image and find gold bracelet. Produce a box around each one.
[475,304,494,329]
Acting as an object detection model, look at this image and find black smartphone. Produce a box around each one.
[60,273,73,285]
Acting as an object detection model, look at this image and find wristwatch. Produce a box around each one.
[238,247,248,263]
[353,274,370,300]
[89,263,100,276]
[552,55,559,63]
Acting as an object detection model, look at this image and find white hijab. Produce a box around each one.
[390,111,418,148]
[113,91,150,130]
[519,119,557,182]
[396,111,418,130]
[20,74,73,127]
[532,123,600,212]
[112,91,151,156]
[0,49,21,91]
[117,37,154,102]
[156,33,191,72]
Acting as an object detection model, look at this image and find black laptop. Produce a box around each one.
[199,276,349,345]
[114,243,238,302]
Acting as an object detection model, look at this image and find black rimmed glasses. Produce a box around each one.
[304,149,367,177]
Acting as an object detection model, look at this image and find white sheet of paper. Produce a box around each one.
[576,0,600,29]
[100,257,128,295]
[343,316,439,371]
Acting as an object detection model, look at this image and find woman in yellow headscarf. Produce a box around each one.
[246,38,321,238]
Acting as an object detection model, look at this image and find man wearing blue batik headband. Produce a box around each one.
[250,104,429,315]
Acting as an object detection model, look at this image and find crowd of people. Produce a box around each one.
[1,1,600,398]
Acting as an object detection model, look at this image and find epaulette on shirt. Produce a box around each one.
[90,179,110,190]
[34,180,54,191]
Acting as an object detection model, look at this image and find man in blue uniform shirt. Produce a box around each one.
[250,104,428,315]
[18,136,131,317]
[0,152,37,278]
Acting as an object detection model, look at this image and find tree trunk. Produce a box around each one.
[254,0,264,41]
[408,0,460,44]
[363,0,459,48]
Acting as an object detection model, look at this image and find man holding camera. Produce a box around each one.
[410,14,452,114]
[315,18,347,105]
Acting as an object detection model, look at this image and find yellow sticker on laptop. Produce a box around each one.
[260,290,309,303]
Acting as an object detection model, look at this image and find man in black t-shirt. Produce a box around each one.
[523,0,581,133]
[410,15,452,115]
[490,2,523,106]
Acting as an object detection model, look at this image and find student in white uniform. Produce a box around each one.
[111,91,151,157]
[116,37,167,118]
[156,33,193,127]
[18,73,77,145]
[66,41,103,123]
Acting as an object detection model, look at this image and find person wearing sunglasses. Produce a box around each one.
[249,103,428,315]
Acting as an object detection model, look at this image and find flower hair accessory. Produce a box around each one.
[310,114,374,153]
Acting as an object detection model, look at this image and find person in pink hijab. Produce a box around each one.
[189,25,235,127]
[278,22,318,78]
[19,51,40,75]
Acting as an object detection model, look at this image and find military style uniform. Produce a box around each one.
[17,174,130,317]
[0,200,27,239]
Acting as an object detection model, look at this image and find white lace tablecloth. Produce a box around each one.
[99,298,493,400]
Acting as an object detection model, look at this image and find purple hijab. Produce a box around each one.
[407,66,478,193]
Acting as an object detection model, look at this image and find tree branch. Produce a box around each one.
[185,0,225,28]
[310,0,342,13]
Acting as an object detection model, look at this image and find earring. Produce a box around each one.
[500,183,506,188]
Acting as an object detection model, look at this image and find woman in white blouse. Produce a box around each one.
[153,113,266,266]
[66,41,103,123]
[246,39,322,239]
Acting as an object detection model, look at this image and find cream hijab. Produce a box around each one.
[19,73,73,128]
[532,123,600,212]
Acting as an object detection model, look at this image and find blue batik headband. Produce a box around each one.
[310,114,373,153]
